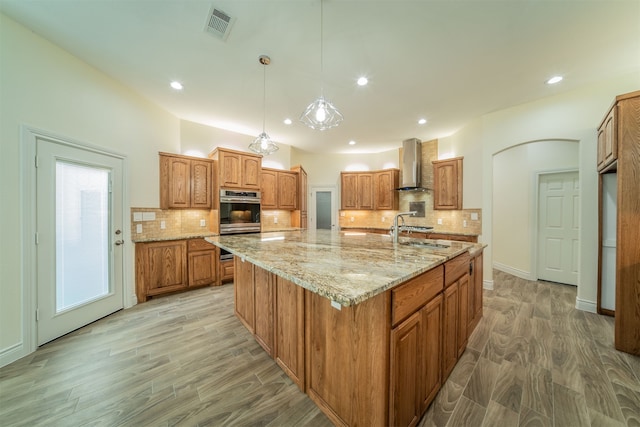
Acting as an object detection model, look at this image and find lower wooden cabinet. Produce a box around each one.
[234,257,254,333]
[468,252,483,333]
[219,258,234,285]
[187,239,217,287]
[275,276,305,390]
[254,266,275,356]
[442,282,459,380]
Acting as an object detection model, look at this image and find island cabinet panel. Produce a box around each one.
[457,274,469,357]
[306,290,391,427]
[275,276,305,390]
[390,312,421,427]
[254,266,275,356]
[442,283,459,381]
[420,294,443,412]
[442,252,470,379]
[234,257,255,333]
[392,265,443,326]
[468,252,483,333]
[135,240,190,302]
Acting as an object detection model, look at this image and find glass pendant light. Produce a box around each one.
[300,0,343,131]
[249,55,279,155]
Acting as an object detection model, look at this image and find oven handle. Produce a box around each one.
[220,197,261,204]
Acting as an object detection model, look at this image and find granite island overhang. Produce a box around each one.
[205,229,481,306]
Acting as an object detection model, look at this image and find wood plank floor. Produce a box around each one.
[1,270,639,426]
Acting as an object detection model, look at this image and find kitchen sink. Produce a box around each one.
[400,241,451,249]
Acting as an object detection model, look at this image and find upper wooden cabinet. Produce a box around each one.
[159,153,213,209]
[291,165,308,228]
[341,170,398,210]
[374,169,399,210]
[261,168,298,210]
[597,103,617,172]
[209,147,261,190]
[432,157,463,210]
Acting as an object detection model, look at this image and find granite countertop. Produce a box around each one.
[132,232,218,243]
[206,229,484,307]
[340,226,479,237]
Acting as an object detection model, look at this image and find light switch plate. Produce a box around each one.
[136,224,142,234]
[133,212,143,222]
[142,212,155,221]
[200,219,206,227]
[471,212,479,221]
[160,221,166,229]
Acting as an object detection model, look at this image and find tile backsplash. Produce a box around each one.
[130,208,211,241]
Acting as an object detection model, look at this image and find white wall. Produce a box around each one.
[0,14,179,366]
[492,141,579,277]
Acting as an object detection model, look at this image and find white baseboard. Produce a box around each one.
[0,342,25,368]
[493,262,533,281]
[575,297,597,313]
[483,279,494,291]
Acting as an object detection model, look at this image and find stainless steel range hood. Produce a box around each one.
[397,138,429,191]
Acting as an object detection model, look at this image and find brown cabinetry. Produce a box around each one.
[291,165,308,228]
[374,169,400,210]
[261,168,298,210]
[234,257,255,333]
[219,258,234,285]
[441,252,470,380]
[187,239,217,287]
[432,157,463,210]
[597,105,617,172]
[468,252,483,333]
[209,147,261,190]
[254,266,275,356]
[135,240,188,302]
[275,276,305,390]
[159,153,213,209]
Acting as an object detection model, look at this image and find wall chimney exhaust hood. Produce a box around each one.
[397,138,430,191]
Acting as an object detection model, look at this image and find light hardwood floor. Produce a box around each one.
[1,271,639,426]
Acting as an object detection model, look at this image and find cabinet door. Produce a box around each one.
[390,311,421,427]
[234,257,255,333]
[421,294,443,411]
[141,240,188,296]
[254,266,275,356]
[278,171,298,210]
[597,106,617,172]
[442,282,458,381]
[341,173,358,209]
[299,167,308,214]
[241,155,261,189]
[433,158,462,210]
[457,274,469,356]
[261,169,278,209]
[357,173,374,209]
[374,170,399,210]
[168,157,191,208]
[188,250,216,287]
[275,276,305,390]
[220,151,241,187]
[219,259,234,284]
[190,160,212,209]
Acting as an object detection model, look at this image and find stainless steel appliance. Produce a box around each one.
[219,189,261,235]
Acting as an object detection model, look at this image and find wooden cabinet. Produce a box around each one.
[219,258,234,285]
[441,282,459,380]
[275,276,305,390]
[597,105,617,172]
[254,266,275,356]
[468,252,483,333]
[261,168,298,210]
[209,147,261,190]
[442,252,470,380]
[420,294,443,411]
[596,91,640,356]
[291,165,308,228]
[424,232,477,243]
[135,240,187,302]
[432,157,463,210]
[159,153,213,209]
[374,169,399,210]
[234,257,254,333]
[341,172,373,210]
[187,239,217,287]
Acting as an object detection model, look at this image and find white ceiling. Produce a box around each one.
[2,1,639,154]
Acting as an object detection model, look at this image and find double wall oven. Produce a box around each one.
[219,189,261,261]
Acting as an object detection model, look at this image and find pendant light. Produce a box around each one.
[299,0,343,130]
[249,55,279,155]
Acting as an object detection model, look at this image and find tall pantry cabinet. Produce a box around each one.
[596,90,640,356]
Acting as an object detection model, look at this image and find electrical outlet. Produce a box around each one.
[463,220,468,227]
[136,224,142,234]
[350,217,354,222]
[160,220,166,229]
[133,212,143,222]
[340,212,346,217]
[381,217,386,222]
[200,219,206,227]
[437,218,443,225]
[274,217,278,224]
[471,212,479,221]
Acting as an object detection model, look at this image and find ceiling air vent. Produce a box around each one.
[204,6,235,41]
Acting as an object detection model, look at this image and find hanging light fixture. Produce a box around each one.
[300,0,343,130]
[249,55,279,155]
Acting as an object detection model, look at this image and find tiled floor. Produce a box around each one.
[420,270,640,427]
[0,270,638,426]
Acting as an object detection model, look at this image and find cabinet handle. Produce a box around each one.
[469,261,474,275]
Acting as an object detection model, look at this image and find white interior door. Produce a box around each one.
[309,187,337,231]
[537,171,579,285]
[36,137,124,345]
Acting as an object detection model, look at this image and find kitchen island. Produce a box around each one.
[206,230,484,427]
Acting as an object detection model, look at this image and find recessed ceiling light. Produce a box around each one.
[170,81,183,90]
[545,76,563,85]
[283,118,292,125]
[349,140,356,145]
[357,77,368,86]
[418,118,427,125]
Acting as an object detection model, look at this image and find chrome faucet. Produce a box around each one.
[391,211,417,243]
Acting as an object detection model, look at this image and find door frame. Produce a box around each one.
[20,126,131,358]
[530,168,579,282]
[309,186,337,231]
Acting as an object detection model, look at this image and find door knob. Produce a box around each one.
[115,240,125,246]
[115,229,122,235]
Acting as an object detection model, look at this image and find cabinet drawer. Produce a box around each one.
[392,265,443,326]
[444,252,470,287]
[221,259,234,281]
[188,238,214,252]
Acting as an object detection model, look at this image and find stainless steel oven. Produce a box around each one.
[219,189,261,235]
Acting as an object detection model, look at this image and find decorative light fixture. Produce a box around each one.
[300,0,343,131]
[249,55,279,155]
